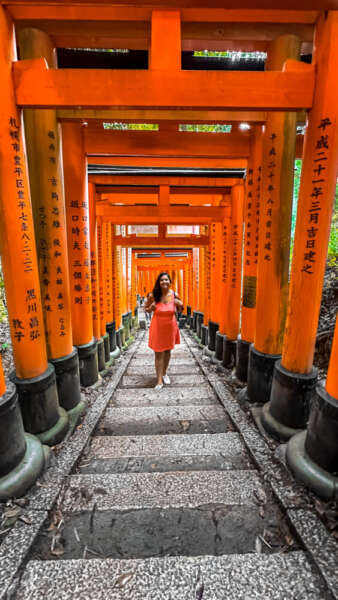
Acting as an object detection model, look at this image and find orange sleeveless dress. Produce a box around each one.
[148,292,180,352]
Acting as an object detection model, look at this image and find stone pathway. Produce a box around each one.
[13,334,332,599]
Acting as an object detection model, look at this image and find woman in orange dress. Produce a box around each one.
[145,272,183,390]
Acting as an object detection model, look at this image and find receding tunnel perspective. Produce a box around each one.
[0,3,337,599]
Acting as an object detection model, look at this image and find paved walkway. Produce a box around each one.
[13,333,332,599]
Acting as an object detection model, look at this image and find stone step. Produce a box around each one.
[16,553,325,599]
[98,405,229,435]
[130,357,195,366]
[112,386,218,408]
[60,470,264,512]
[33,502,293,562]
[78,432,253,473]
[126,363,200,375]
[120,373,205,388]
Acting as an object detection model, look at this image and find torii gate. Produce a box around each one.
[0,4,337,502]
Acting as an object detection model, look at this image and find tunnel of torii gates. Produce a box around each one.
[0,3,337,502]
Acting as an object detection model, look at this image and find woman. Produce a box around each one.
[145,272,183,390]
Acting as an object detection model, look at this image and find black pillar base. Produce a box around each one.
[96,337,106,372]
[196,313,204,339]
[122,313,130,342]
[222,336,237,369]
[305,385,338,473]
[201,324,208,346]
[106,321,116,352]
[11,364,69,446]
[261,360,317,441]
[208,321,219,352]
[235,337,251,382]
[0,374,47,500]
[187,305,192,318]
[247,346,281,404]
[286,430,338,501]
[116,327,126,350]
[192,311,198,332]
[215,332,225,361]
[103,333,110,363]
[50,348,86,430]
[77,338,98,387]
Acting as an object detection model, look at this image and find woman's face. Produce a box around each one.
[159,274,170,288]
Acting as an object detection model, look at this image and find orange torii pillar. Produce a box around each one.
[89,183,106,372]
[194,245,206,339]
[97,218,109,365]
[0,7,54,498]
[236,126,263,382]
[121,247,132,347]
[111,231,121,353]
[113,244,126,351]
[200,242,211,346]
[215,216,231,361]
[262,14,338,463]
[222,185,245,367]
[205,223,222,355]
[287,314,338,499]
[104,220,118,358]
[246,34,300,404]
[131,251,139,329]
[20,28,85,430]
[62,122,98,386]
[190,248,199,329]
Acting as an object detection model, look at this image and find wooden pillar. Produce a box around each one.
[263,13,338,444]
[192,248,199,311]
[19,28,86,420]
[104,221,113,325]
[236,126,263,381]
[246,34,300,404]
[215,216,231,360]
[88,183,100,341]
[207,222,221,352]
[62,122,98,385]
[222,185,244,366]
[0,9,70,449]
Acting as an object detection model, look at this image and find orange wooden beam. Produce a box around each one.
[114,236,209,246]
[100,193,224,205]
[90,175,240,187]
[97,205,230,223]
[84,130,251,158]
[13,61,314,111]
[89,156,248,169]
[58,109,267,123]
[8,6,319,23]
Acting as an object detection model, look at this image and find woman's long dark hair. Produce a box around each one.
[152,272,171,303]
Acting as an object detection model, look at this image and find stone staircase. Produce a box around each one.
[14,335,329,599]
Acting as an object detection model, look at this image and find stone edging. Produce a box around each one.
[0,332,145,600]
[183,330,338,600]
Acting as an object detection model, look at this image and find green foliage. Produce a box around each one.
[103,122,158,131]
[179,124,232,133]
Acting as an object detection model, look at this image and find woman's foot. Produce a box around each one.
[163,374,171,385]
[154,383,163,390]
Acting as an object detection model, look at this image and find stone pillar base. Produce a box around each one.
[196,312,204,339]
[215,332,225,361]
[201,324,208,346]
[103,333,110,362]
[235,338,251,382]
[11,364,69,446]
[208,321,219,352]
[261,360,317,440]
[96,338,106,371]
[106,321,116,352]
[286,430,338,502]
[0,433,48,501]
[77,339,99,387]
[50,348,82,414]
[247,346,281,404]
[222,337,237,369]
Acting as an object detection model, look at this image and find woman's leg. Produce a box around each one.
[155,351,164,385]
[163,350,171,375]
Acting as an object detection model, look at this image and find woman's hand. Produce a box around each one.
[174,298,184,313]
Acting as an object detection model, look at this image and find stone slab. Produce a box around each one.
[87,432,245,459]
[120,373,205,388]
[126,363,200,375]
[33,503,291,561]
[15,552,326,599]
[78,433,253,473]
[113,386,217,408]
[98,405,229,435]
[60,470,264,511]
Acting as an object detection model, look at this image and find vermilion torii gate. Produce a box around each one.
[0,4,337,502]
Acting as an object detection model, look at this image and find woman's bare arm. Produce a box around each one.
[173,291,184,313]
[144,293,156,313]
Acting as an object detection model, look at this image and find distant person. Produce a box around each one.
[145,272,183,390]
